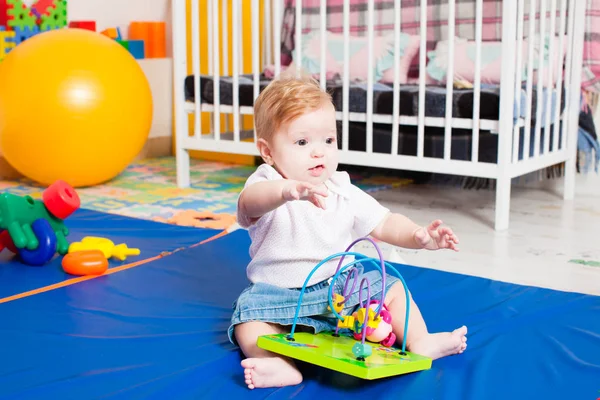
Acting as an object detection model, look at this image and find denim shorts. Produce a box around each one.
[227,264,402,346]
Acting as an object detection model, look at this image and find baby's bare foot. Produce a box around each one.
[409,325,468,360]
[241,357,303,389]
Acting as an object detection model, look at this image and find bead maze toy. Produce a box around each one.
[257,237,432,380]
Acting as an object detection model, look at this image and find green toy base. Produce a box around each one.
[257,331,432,380]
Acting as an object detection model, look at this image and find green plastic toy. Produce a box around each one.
[257,237,432,380]
[5,0,38,30]
[258,332,432,380]
[0,193,69,254]
[39,0,67,31]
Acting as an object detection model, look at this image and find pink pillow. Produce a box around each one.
[265,30,420,83]
[426,35,567,86]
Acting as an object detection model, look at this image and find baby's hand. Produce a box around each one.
[413,220,459,251]
[282,180,328,209]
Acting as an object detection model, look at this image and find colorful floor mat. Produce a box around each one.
[0,157,411,224]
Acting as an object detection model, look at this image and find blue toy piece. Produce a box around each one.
[12,25,40,45]
[19,219,58,266]
[127,40,145,59]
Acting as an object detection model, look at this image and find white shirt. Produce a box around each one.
[237,164,390,288]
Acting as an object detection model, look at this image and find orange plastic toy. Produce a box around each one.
[154,210,236,230]
[129,21,165,58]
[62,249,108,276]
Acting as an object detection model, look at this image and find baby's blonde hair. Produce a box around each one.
[254,73,333,140]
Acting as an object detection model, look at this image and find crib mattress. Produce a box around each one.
[184,74,558,122]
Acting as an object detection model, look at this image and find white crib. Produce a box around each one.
[171,0,587,230]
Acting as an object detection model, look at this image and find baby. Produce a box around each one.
[229,74,467,390]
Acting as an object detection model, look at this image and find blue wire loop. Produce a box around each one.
[286,238,412,354]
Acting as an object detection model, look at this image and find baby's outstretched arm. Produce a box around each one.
[371,214,459,251]
[239,180,328,220]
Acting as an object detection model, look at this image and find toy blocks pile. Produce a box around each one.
[0,26,14,62]
[0,0,66,60]
[0,0,166,62]
[67,20,166,60]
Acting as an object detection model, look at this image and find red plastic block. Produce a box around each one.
[42,180,81,219]
[31,0,54,17]
[68,20,95,31]
[0,0,8,27]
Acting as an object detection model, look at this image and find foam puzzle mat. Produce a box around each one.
[0,157,412,224]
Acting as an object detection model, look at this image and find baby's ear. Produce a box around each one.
[257,138,273,165]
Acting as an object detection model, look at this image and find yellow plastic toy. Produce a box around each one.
[69,236,140,261]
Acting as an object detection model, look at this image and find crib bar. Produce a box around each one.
[239,4,244,78]
[417,0,427,158]
[252,0,260,143]
[207,0,213,75]
[533,0,547,157]
[273,0,281,76]
[543,0,557,155]
[366,0,375,154]
[319,0,327,90]
[342,0,350,152]
[232,0,240,143]
[562,0,576,151]
[172,0,190,187]
[564,0,586,199]
[191,0,201,140]
[211,0,221,141]
[295,0,302,76]
[443,0,456,160]
[222,0,230,134]
[523,0,537,161]
[512,0,525,163]
[198,104,499,130]
[496,0,518,230]
[553,0,568,152]
[252,0,259,100]
[264,0,271,67]
[390,0,401,156]
[472,0,483,163]
[207,0,213,143]
[222,0,228,76]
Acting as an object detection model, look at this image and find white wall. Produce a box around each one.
[68,0,174,139]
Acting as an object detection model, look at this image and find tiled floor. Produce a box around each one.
[0,157,411,222]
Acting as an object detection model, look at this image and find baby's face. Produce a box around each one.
[270,102,338,185]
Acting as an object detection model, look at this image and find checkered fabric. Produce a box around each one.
[280,0,600,92]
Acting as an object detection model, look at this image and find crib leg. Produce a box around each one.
[563,149,577,200]
[176,148,191,188]
[494,175,511,231]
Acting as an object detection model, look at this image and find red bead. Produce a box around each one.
[43,180,81,219]
[0,230,18,253]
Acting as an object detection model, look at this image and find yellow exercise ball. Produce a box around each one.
[0,28,153,187]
